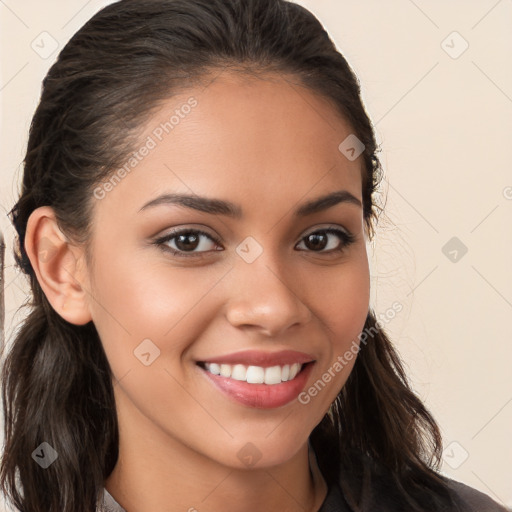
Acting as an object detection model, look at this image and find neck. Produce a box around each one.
[105,391,328,512]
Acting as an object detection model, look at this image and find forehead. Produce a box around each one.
[96,71,363,218]
[155,70,359,160]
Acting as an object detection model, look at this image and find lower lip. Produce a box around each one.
[200,363,314,409]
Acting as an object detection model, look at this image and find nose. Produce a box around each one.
[224,255,312,338]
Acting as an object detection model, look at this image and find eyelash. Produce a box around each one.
[153,227,356,258]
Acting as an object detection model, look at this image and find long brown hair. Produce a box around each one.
[1,1,459,510]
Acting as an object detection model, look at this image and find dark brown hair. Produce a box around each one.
[1,1,460,511]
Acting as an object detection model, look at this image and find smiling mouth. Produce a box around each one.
[199,362,308,385]
[197,352,316,408]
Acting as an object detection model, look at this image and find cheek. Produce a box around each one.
[87,246,225,374]
[307,251,370,344]
[299,251,370,403]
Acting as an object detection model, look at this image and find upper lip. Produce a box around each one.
[198,350,315,367]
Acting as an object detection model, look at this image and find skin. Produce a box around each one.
[25,71,371,512]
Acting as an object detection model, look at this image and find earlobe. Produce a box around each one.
[24,206,92,326]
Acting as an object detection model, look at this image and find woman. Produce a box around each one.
[0,1,507,511]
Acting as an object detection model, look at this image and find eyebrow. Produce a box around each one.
[138,190,362,217]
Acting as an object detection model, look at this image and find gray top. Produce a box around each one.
[98,488,127,512]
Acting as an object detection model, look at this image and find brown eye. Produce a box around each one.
[296,228,355,253]
[174,232,201,251]
[155,229,222,257]
[304,232,328,251]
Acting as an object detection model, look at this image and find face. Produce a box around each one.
[84,71,370,470]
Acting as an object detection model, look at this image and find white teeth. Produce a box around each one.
[231,364,247,381]
[203,362,303,385]
[208,363,221,375]
[246,365,265,384]
[264,365,282,385]
[289,363,301,380]
[281,364,290,381]
[220,364,232,378]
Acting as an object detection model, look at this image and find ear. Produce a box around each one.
[24,206,92,325]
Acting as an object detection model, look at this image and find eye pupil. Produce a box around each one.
[306,232,327,251]
[176,233,199,251]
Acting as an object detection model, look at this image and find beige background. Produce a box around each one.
[1,0,511,509]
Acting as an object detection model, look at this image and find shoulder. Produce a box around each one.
[337,454,509,512]
[444,477,509,512]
